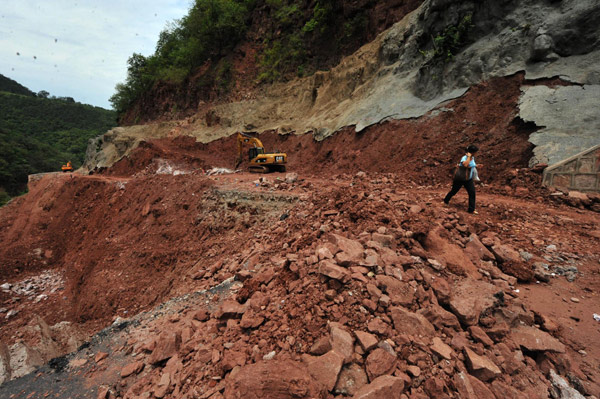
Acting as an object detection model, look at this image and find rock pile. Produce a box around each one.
[90,179,596,398]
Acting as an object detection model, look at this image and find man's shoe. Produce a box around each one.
[468,210,479,215]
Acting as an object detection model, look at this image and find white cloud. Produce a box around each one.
[0,0,190,109]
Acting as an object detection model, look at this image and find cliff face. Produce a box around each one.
[94,0,600,172]
[119,0,425,126]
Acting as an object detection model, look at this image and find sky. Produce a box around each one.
[0,0,191,109]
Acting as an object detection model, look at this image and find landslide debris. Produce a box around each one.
[1,168,599,398]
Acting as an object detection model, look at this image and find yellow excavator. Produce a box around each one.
[61,161,73,172]
[235,132,287,173]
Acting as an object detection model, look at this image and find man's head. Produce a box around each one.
[466,144,479,154]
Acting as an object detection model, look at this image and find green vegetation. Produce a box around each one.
[258,33,306,82]
[259,0,338,82]
[0,74,35,97]
[421,14,474,62]
[110,0,256,114]
[111,0,374,114]
[0,80,116,204]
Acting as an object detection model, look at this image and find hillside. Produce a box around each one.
[0,76,116,202]
[97,0,600,174]
[0,140,599,398]
[111,0,423,124]
[0,74,35,97]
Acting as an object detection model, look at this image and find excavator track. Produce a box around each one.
[249,165,269,173]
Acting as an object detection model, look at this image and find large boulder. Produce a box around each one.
[449,279,503,326]
[366,348,397,381]
[464,348,502,382]
[421,227,480,278]
[302,351,345,392]
[453,372,498,399]
[390,306,435,337]
[329,323,355,363]
[224,360,326,399]
[352,375,404,399]
[491,244,534,282]
[149,331,181,365]
[319,260,350,282]
[375,275,414,306]
[464,234,495,263]
[328,234,365,266]
[510,325,566,353]
[354,331,378,352]
[335,363,368,396]
[7,343,44,379]
[418,304,461,330]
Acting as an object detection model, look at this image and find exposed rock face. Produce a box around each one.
[86,0,600,174]
[224,360,326,399]
[521,85,600,167]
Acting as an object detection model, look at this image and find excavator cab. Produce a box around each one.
[248,147,265,161]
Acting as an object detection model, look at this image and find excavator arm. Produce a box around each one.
[236,132,264,168]
[235,132,287,173]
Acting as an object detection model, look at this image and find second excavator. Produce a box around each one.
[235,132,287,173]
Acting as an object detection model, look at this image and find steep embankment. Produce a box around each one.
[101,74,538,188]
[117,0,425,125]
[88,0,600,175]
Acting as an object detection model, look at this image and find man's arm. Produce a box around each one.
[462,153,472,167]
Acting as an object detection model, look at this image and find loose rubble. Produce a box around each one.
[1,128,599,397]
[1,174,589,398]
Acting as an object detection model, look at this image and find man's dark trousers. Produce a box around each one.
[444,179,476,213]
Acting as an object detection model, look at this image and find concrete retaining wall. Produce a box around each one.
[543,144,600,192]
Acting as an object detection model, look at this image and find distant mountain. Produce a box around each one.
[0,73,36,97]
[0,76,116,204]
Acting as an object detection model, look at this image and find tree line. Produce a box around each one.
[110,0,370,117]
[0,77,116,206]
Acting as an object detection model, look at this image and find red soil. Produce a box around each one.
[1,74,599,398]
